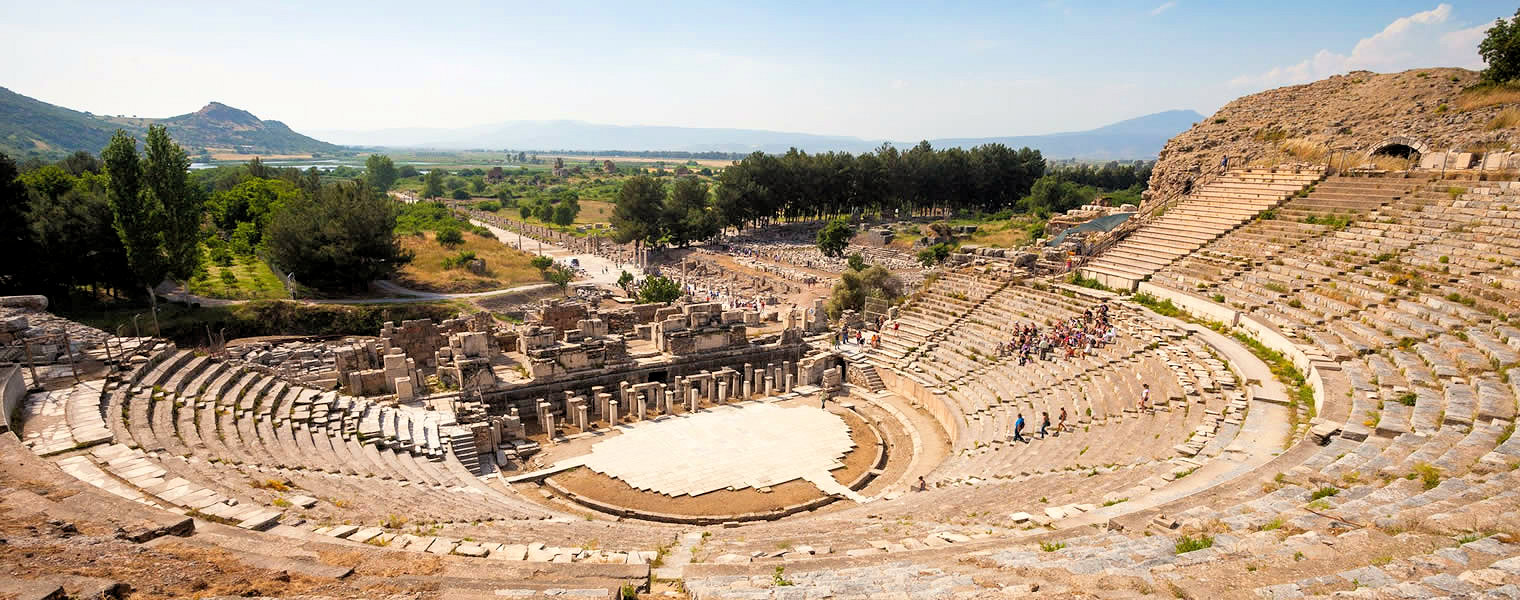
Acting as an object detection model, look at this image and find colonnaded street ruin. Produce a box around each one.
[8,8,1520,599]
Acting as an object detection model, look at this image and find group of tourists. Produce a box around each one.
[1011,407,1070,443]
[995,303,1115,365]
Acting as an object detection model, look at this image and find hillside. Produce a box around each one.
[1146,68,1518,202]
[314,110,1202,159]
[0,87,338,160]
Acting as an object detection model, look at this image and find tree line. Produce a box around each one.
[604,142,1154,250]
[1,131,413,307]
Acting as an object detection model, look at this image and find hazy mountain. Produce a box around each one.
[929,110,1206,160]
[314,110,1205,159]
[0,87,338,159]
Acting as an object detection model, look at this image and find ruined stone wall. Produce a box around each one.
[482,342,809,418]
[540,302,589,333]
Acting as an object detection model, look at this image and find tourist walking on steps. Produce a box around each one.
[917,476,927,492]
[1013,413,1027,443]
[1058,407,1068,433]
[1140,383,1151,410]
[1039,411,1051,439]
[1221,155,1230,173]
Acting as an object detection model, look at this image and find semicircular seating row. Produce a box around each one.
[677,177,1520,597]
[25,339,680,564]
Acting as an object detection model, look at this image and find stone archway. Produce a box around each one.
[1365,136,1429,160]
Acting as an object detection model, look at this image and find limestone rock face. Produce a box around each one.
[1148,68,1516,204]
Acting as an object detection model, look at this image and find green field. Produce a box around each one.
[187,248,289,300]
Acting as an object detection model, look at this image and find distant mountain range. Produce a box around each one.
[313,110,1205,160]
[0,87,338,159]
[0,84,1202,161]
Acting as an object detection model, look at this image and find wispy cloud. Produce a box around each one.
[1150,2,1177,16]
[1230,3,1486,88]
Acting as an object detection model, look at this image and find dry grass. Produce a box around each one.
[1367,155,1417,171]
[1456,82,1520,111]
[318,549,444,577]
[1487,107,1520,130]
[394,231,543,293]
[1280,138,1328,162]
[577,199,616,224]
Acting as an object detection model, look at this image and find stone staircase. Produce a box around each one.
[446,426,481,475]
[1081,166,1325,291]
[854,362,885,392]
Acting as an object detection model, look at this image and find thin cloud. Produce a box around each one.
[1230,3,1486,88]
[1150,2,1177,16]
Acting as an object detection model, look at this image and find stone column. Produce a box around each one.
[608,400,619,424]
[764,375,774,398]
[597,392,612,420]
[591,385,606,416]
[717,380,728,404]
[743,379,753,400]
[664,389,675,414]
[635,390,647,420]
[689,388,699,412]
[544,413,556,442]
[782,361,792,389]
[785,372,795,393]
[620,381,632,410]
[576,403,589,431]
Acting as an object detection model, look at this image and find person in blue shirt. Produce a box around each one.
[1013,413,1027,443]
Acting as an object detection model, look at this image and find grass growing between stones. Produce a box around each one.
[1231,331,1316,446]
[1174,534,1214,554]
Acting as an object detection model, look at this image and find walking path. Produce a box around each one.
[470,219,642,288]
[163,225,626,307]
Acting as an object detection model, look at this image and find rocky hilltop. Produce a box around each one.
[1147,68,1520,202]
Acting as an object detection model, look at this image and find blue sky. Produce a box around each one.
[0,1,1512,141]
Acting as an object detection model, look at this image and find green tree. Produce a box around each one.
[435,227,464,248]
[846,252,866,272]
[102,129,168,321]
[611,175,664,247]
[423,169,445,198]
[637,275,682,303]
[816,217,852,258]
[1481,9,1520,83]
[452,189,471,200]
[0,153,37,291]
[266,181,413,291]
[543,264,574,295]
[825,265,901,319]
[616,270,635,295]
[470,176,486,193]
[916,243,953,267]
[365,154,398,191]
[662,177,716,246]
[143,125,202,282]
[530,255,554,272]
[553,202,576,226]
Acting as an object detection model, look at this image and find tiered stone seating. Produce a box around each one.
[1151,176,1418,292]
[1082,167,1324,291]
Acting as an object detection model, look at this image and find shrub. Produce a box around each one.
[1040,541,1067,552]
[442,250,477,270]
[1175,535,1214,554]
[435,227,464,248]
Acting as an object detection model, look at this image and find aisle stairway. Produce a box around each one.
[1081,167,1325,291]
